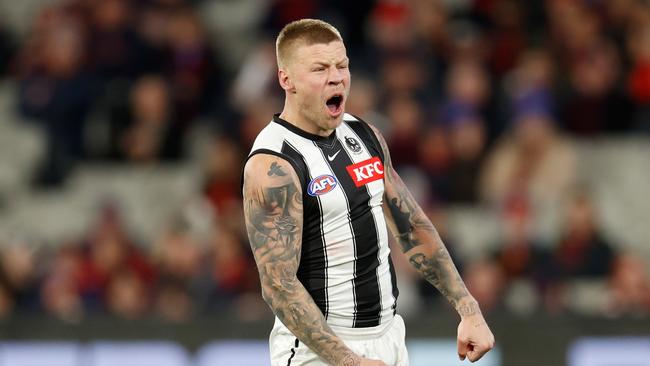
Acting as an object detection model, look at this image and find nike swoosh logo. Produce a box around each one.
[327,150,341,161]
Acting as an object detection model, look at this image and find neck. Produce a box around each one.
[280,101,335,137]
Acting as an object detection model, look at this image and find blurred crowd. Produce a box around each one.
[0,0,649,322]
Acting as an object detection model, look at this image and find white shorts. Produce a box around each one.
[269,315,409,366]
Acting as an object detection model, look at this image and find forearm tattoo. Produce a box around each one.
[372,125,475,313]
[244,159,359,366]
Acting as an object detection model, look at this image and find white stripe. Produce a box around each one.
[250,121,288,153]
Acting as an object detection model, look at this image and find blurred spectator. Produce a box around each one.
[0,243,40,312]
[230,40,278,110]
[166,9,221,122]
[385,93,426,168]
[155,280,193,322]
[40,246,84,322]
[77,204,155,311]
[132,4,170,75]
[153,224,203,285]
[463,258,506,314]
[86,0,138,82]
[626,11,650,131]
[480,88,577,208]
[379,54,431,101]
[106,269,149,319]
[117,74,183,162]
[484,0,526,77]
[17,16,94,186]
[346,75,390,134]
[417,126,452,201]
[552,192,616,279]
[368,0,415,55]
[203,135,244,218]
[491,195,553,297]
[560,40,633,135]
[607,253,650,316]
[204,225,258,310]
[0,282,13,318]
[439,102,487,203]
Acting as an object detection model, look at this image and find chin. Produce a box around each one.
[322,113,343,130]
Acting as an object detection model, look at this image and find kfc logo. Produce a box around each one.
[346,157,384,187]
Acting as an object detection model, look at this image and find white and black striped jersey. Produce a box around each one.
[247,113,399,328]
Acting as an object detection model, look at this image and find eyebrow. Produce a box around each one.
[311,58,349,66]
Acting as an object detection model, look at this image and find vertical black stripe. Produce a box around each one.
[388,255,399,314]
[286,338,299,366]
[316,138,382,327]
[281,141,329,318]
[345,121,400,317]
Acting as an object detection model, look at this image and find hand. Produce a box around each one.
[457,309,495,362]
[359,358,388,366]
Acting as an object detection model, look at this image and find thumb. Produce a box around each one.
[457,337,469,361]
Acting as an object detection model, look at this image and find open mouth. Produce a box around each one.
[326,94,344,116]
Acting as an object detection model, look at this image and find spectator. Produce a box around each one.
[106,269,149,319]
[491,195,553,296]
[0,243,40,312]
[480,88,577,209]
[552,192,616,279]
[560,40,633,135]
[439,101,487,203]
[86,0,138,83]
[118,74,183,162]
[40,246,84,322]
[166,8,221,122]
[607,253,650,316]
[17,16,94,185]
[626,11,650,131]
[463,258,506,314]
[77,203,155,311]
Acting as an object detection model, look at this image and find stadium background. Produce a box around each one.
[0,0,648,365]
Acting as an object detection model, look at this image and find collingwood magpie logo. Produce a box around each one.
[345,136,362,154]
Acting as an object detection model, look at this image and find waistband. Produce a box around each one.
[273,314,397,341]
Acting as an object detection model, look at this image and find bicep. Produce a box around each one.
[242,155,304,279]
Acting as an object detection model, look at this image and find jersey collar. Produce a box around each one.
[273,114,338,143]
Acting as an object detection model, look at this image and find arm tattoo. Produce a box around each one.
[244,159,359,366]
[370,124,475,313]
[267,162,287,176]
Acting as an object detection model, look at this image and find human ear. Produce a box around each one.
[278,69,296,93]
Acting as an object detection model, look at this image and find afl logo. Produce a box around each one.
[307,175,338,196]
[345,136,362,154]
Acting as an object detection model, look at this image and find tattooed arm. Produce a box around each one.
[243,155,383,366]
[367,125,495,362]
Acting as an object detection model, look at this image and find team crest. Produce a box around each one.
[345,136,362,154]
[307,174,338,196]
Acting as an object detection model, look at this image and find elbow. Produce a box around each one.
[260,276,299,306]
[261,287,273,305]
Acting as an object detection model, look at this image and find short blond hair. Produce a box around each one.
[276,19,343,69]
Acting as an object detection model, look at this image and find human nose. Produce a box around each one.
[328,66,344,85]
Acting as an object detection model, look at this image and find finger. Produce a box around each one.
[457,338,469,361]
[467,346,489,362]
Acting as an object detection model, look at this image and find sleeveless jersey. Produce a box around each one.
[247,113,399,328]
